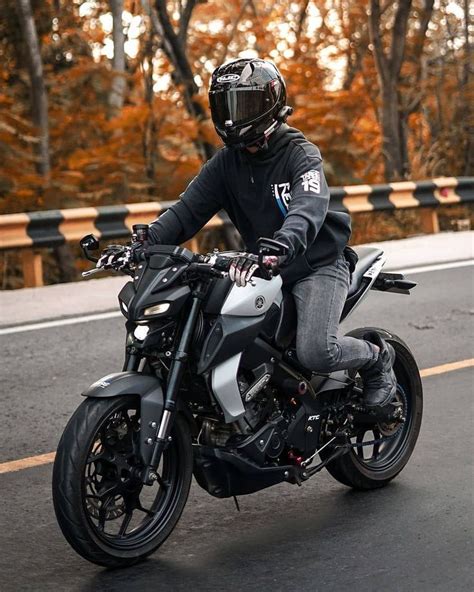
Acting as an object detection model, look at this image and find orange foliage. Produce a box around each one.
[0,0,471,215]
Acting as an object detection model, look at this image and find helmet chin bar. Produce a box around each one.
[238,106,294,151]
[217,105,294,150]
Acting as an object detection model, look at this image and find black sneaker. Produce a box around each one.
[358,332,397,410]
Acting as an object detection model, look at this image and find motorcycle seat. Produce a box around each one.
[347,246,384,296]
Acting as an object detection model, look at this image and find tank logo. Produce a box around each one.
[217,74,240,83]
[255,296,266,310]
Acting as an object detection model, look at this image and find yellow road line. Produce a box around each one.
[1,358,473,476]
[0,451,56,474]
[419,358,474,378]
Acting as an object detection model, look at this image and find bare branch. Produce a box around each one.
[368,0,388,86]
[389,0,412,77]
[219,0,250,64]
[178,0,197,46]
[140,0,215,160]
[295,0,310,41]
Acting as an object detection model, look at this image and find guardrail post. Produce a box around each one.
[419,208,440,234]
[21,249,43,288]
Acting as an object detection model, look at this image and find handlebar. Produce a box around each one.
[81,243,277,282]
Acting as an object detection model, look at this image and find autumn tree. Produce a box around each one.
[15,0,50,178]
[0,0,470,218]
[108,0,127,116]
[369,0,435,181]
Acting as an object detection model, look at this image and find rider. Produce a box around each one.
[147,58,396,413]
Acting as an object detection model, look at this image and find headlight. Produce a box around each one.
[143,302,170,316]
[134,325,150,341]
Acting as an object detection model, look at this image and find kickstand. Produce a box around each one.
[233,496,240,512]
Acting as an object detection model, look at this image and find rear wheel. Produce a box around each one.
[322,327,423,490]
[52,395,193,567]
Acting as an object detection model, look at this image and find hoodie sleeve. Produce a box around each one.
[273,143,330,264]
[148,152,225,245]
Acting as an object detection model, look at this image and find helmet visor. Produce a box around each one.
[209,88,275,128]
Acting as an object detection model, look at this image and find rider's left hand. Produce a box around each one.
[228,253,284,286]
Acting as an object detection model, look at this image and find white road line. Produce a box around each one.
[391,259,473,275]
[1,258,472,336]
[0,311,122,335]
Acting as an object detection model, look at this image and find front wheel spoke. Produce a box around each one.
[118,511,133,537]
[97,494,115,530]
[87,451,108,464]
[136,501,154,517]
[97,505,108,531]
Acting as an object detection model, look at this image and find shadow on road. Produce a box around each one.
[79,482,409,592]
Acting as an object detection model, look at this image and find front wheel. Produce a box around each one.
[52,395,193,567]
[322,327,423,490]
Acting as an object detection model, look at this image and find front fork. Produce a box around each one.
[140,283,205,484]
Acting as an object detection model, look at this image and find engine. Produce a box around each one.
[199,362,288,464]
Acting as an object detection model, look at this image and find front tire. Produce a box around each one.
[323,327,423,490]
[52,395,193,567]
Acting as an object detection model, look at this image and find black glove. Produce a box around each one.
[228,253,283,287]
[97,245,130,271]
[229,253,259,287]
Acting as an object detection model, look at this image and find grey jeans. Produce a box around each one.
[292,254,377,372]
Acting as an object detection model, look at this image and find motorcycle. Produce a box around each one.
[52,225,423,567]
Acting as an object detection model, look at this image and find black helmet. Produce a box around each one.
[209,58,292,148]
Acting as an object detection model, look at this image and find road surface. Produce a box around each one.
[0,262,473,591]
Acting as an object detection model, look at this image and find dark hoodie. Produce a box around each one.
[148,124,352,284]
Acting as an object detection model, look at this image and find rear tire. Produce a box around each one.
[322,327,423,490]
[52,396,193,567]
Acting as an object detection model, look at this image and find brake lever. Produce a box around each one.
[82,268,104,277]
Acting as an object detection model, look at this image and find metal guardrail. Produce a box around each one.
[1,176,472,287]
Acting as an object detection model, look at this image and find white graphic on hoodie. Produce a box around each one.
[271,182,292,215]
[301,170,320,194]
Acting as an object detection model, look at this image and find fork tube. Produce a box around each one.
[144,285,204,480]
[123,353,139,371]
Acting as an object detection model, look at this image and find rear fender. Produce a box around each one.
[341,255,386,321]
[82,371,164,466]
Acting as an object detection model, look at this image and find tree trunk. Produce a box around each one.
[462,0,473,174]
[380,86,403,181]
[369,0,412,181]
[141,0,216,161]
[108,0,127,117]
[15,0,50,178]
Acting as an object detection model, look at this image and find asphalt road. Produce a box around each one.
[0,264,473,591]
